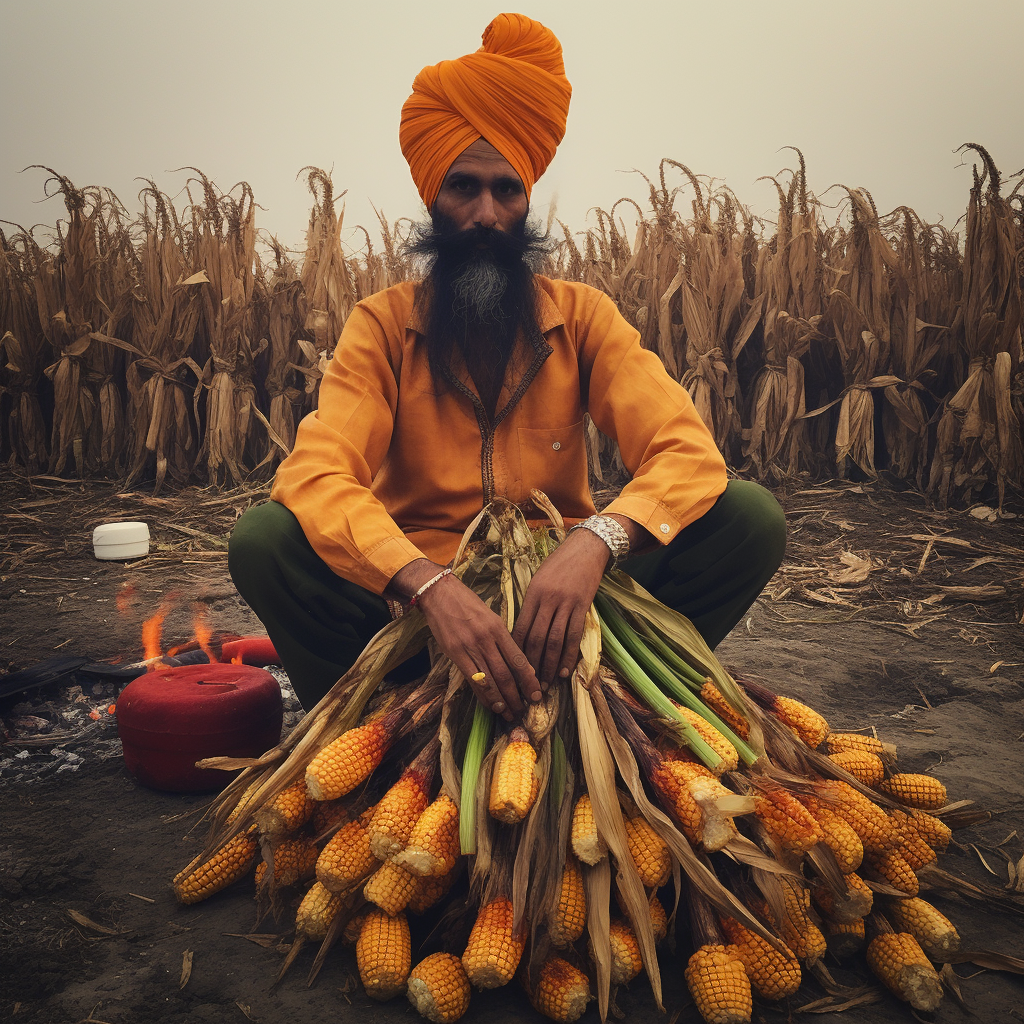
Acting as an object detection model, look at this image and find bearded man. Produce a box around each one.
[229,14,786,718]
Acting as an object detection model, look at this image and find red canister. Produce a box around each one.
[116,663,283,792]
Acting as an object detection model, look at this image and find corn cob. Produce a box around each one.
[654,760,743,852]
[685,944,752,1024]
[893,823,938,871]
[356,909,412,1001]
[900,809,952,852]
[864,847,919,896]
[570,794,607,865]
[826,732,888,757]
[699,680,750,739]
[770,881,826,964]
[824,917,865,958]
[649,894,669,942]
[394,794,460,877]
[369,763,431,860]
[529,956,592,1023]
[342,908,369,946]
[624,815,671,887]
[226,779,262,824]
[826,749,885,788]
[364,858,419,915]
[719,917,801,1000]
[878,773,948,811]
[609,918,643,985]
[255,836,318,888]
[754,785,820,853]
[316,807,379,892]
[254,779,315,839]
[885,897,960,958]
[311,798,350,836]
[462,895,524,989]
[814,780,894,851]
[866,932,943,1012]
[811,872,873,923]
[305,717,394,801]
[803,799,863,873]
[173,827,258,904]
[548,854,587,948]
[489,727,539,823]
[408,863,459,915]
[773,695,829,748]
[407,952,472,1023]
[295,880,346,941]
[675,704,739,774]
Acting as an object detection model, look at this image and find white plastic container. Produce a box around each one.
[93,521,150,560]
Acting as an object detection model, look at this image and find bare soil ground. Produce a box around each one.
[1,475,1023,1024]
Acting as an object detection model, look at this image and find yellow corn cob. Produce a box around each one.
[356,909,412,1001]
[407,952,472,1023]
[685,944,752,1024]
[226,779,262,824]
[529,956,592,1023]
[649,893,669,943]
[254,778,315,839]
[489,727,539,823]
[609,918,643,985]
[295,880,346,941]
[173,827,258,905]
[700,680,750,739]
[316,806,379,892]
[311,798,351,836]
[866,932,943,1012]
[570,794,607,865]
[255,836,318,888]
[408,864,459,915]
[815,780,894,851]
[654,760,743,852]
[864,847,919,896]
[773,695,829,748]
[811,872,873,923]
[305,717,394,801]
[369,766,431,860]
[891,818,938,871]
[826,749,886,788]
[772,881,826,964]
[826,732,887,757]
[900,809,952,852]
[394,794,460,877]
[754,785,820,853]
[878,773,948,811]
[719,917,801,1000]
[676,705,739,774]
[885,897,960,959]
[364,858,419,916]
[548,854,587,948]
[803,799,864,873]
[824,917,865,958]
[342,908,369,946]
[462,895,524,989]
[624,816,671,887]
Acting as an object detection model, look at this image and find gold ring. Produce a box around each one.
[471,671,487,682]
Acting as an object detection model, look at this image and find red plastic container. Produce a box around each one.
[116,663,283,792]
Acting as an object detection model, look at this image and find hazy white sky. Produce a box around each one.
[2,0,1021,254]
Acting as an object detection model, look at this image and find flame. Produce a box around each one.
[141,603,169,666]
[231,655,243,665]
[193,604,218,664]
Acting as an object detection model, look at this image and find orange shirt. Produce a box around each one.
[270,276,727,594]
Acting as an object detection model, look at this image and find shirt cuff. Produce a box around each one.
[600,492,718,546]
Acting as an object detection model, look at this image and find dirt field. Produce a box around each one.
[1,476,1022,1024]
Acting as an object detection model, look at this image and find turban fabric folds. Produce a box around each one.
[399,13,572,208]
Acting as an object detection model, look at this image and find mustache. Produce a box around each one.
[404,213,551,272]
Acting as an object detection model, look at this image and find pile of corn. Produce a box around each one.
[172,500,1017,1023]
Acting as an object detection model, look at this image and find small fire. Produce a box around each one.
[193,604,218,664]
[141,601,170,666]
[231,655,243,665]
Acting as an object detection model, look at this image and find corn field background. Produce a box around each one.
[1,146,1022,506]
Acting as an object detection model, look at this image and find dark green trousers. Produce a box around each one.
[228,480,786,709]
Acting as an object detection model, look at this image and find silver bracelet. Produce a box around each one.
[407,567,452,607]
[567,514,630,569]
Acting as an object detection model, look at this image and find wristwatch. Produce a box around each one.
[568,514,631,569]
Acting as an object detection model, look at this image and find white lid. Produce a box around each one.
[93,521,150,544]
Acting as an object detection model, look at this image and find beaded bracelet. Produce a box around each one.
[407,567,452,608]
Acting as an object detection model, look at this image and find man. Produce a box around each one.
[229,13,786,719]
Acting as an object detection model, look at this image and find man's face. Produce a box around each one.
[432,139,529,234]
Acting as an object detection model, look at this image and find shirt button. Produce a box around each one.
[551,441,561,450]
[660,523,670,534]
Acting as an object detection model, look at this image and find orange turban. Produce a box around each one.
[399,13,572,209]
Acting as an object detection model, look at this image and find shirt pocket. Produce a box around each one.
[515,419,589,510]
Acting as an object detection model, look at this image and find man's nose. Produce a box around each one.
[472,189,499,229]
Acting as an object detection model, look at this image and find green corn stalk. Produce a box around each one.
[460,701,494,854]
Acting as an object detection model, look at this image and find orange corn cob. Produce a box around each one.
[342,908,369,946]
[866,932,943,1012]
[295,880,346,941]
[408,863,459,915]
[570,794,607,865]
[254,778,315,839]
[720,916,801,1000]
[649,894,669,943]
[529,956,592,1023]
[878,773,947,811]
[407,952,472,1023]
[891,817,938,871]
[811,872,873,923]
[815,780,894,851]
[675,704,739,774]
[609,918,643,985]
[900,809,952,852]
[369,761,432,860]
[462,895,524,989]
[700,680,750,739]
[771,881,826,964]
[885,897,960,959]
[548,855,587,948]
[864,847,919,896]
[316,806,379,892]
[824,917,865,958]
[826,732,888,757]
[754,784,820,853]
[826,749,886,788]
[803,798,863,873]
[305,717,394,801]
[773,695,829,748]
[489,727,539,823]
[255,836,318,888]
[226,779,262,824]
[394,794,460,877]
[356,909,412,1001]
[173,827,258,904]
[364,858,419,916]
[624,815,671,887]
[654,760,744,852]
[311,798,351,836]
[685,944,752,1024]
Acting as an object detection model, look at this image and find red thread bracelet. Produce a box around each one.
[407,567,452,607]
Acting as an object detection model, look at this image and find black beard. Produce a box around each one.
[404,210,551,400]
